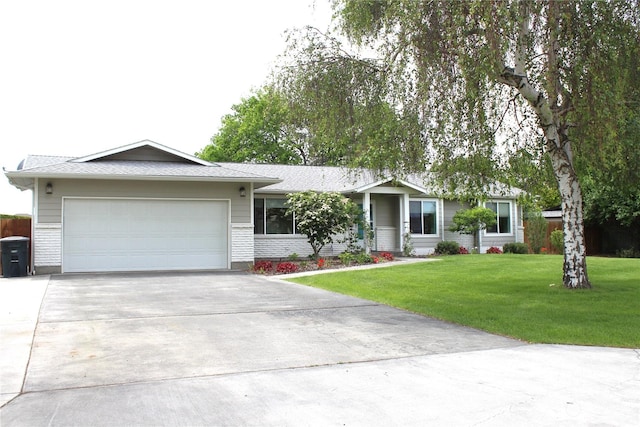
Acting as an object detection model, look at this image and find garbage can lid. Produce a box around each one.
[0,236,29,241]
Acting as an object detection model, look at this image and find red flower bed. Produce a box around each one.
[380,251,394,261]
[486,246,503,254]
[253,260,273,272]
[276,262,299,274]
[459,246,469,254]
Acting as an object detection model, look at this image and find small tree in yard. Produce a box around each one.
[286,191,361,260]
[526,211,548,254]
[449,207,497,250]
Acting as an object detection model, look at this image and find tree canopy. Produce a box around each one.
[197,87,306,164]
[324,0,640,288]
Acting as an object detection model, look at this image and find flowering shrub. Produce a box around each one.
[380,251,394,261]
[317,258,326,269]
[459,246,469,254]
[541,247,548,254]
[486,246,503,254]
[372,256,380,264]
[276,262,299,274]
[253,260,273,272]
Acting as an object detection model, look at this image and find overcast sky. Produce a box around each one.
[0,0,332,214]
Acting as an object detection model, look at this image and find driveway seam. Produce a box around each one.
[37,303,384,324]
[19,347,527,395]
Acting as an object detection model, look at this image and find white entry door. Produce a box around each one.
[63,198,228,273]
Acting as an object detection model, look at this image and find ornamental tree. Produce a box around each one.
[286,191,361,259]
[449,206,497,250]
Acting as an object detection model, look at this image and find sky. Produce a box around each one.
[0,0,333,214]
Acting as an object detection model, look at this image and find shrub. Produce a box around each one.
[356,252,374,264]
[276,262,299,274]
[380,251,394,261]
[317,258,326,269]
[339,252,355,265]
[435,241,460,255]
[287,253,299,261]
[402,232,415,256]
[459,246,469,254]
[486,246,503,254]
[617,248,640,258]
[550,229,564,253]
[503,242,529,254]
[253,260,273,272]
[372,256,380,264]
[526,211,548,254]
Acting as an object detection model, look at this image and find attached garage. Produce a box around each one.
[62,198,229,273]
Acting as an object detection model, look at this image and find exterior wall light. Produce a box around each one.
[239,186,246,197]
[45,182,53,194]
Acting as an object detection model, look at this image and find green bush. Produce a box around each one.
[435,241,460,255]
[526,211,548,254]
[550,229,564,253]
[338,252,355,265]
[356,252,374,264]
[617,248,640,258]
[503,242,529,254]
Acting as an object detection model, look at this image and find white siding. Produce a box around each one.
[34,223,61,267]
[254,234,349,259]
[231,224,254,262]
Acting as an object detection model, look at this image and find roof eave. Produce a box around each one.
[4,171,281,185]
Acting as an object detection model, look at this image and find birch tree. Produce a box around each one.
[332,0,639,289]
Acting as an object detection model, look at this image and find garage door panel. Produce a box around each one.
[63,199,229,273]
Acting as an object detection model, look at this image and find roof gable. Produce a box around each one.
[71,140,212,166]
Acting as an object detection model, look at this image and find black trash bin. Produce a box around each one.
[1,236,30,278]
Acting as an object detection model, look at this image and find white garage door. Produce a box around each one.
[63,198,228,273]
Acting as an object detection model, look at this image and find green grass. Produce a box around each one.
[288,255,640,348]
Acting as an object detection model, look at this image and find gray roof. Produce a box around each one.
[6,152,281,191]
[5,141,521,198]
[216,163,382,193]
[16,157,275,180]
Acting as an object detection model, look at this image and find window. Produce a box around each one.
[409,200,437,235]
[254,198,265,234]
[254,198,295,234]
[485,201,512,234]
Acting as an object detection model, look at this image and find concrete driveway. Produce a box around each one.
[1,271,638,426]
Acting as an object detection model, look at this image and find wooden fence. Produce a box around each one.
[523,219,602,255]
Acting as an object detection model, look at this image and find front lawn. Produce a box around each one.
[288,255,640,348]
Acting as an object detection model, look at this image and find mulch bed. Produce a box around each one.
[250,256,396,276]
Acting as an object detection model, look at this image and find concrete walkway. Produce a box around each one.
[1,269,638,426]
[0,274,48,407]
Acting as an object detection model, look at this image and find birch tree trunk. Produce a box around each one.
[499,2,591,289]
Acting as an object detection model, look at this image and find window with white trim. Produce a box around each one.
[485,201,512,234]
[254,198,295,234]
[409,200,438,235]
